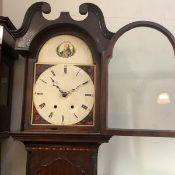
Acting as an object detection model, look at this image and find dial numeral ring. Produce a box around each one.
[33,64,95,125]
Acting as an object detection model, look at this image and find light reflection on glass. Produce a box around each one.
[157,93,171,105]
[0,25,3,45]
[107,28,175,130]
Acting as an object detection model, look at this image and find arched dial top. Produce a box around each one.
[38,35,93,64]
[32,64,95,125]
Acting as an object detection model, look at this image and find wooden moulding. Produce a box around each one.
[11,131,111,145]
[0,132,9,141]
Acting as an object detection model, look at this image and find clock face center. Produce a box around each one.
[62,92,68,97]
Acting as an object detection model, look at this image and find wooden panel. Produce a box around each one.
[26,145,98,175]
[37,158,84,175]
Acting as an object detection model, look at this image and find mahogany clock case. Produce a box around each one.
[9,2,113,134]
[22,32,101,133]
[1,2,175,138]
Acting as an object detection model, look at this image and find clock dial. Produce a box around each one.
[38,35,93,65]
[32,64,95,125]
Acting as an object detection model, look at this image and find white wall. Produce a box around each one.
[2,0,175,175]
[0,0,2,15]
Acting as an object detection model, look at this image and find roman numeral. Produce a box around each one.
[40,79,47,84]
[82,104,88,110]
[48,112,53,118]
[85,94,92,97]
[39,103,46,109]
[82,81,88,85]
[74,113,78,118]
[36,92,43,95]
[61,115,64,124]
[76,70,80,76]
[64,66,67,74]
[51,70,56,76]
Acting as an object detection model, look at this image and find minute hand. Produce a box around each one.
[67,81,89,94]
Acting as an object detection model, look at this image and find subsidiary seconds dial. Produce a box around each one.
[33,64,95,125]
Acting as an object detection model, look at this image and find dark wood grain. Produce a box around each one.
[11,132,111,143]
[0,18,18,175]
[0,17,18,133]
[26,144,99,175]
[11,2,113,56]
[12,132,111,175]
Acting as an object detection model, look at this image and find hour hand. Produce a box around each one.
[50,77,57,87]
[50,77,55,84]
[50,77,64,94]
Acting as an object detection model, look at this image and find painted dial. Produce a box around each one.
[33,64,95,125]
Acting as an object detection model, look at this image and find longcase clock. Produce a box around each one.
[26,34,97,132]
[10,2,113,175]
[8,2,175,175]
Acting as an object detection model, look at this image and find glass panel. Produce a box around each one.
[108,28,175,130]
[0,62,9,106]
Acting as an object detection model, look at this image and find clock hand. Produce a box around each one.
[75,80,89,90]
[67,80,89,95]
[50,77,64,94]
[50,77,55,84]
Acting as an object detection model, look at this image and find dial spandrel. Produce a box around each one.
[32,64,95,126]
